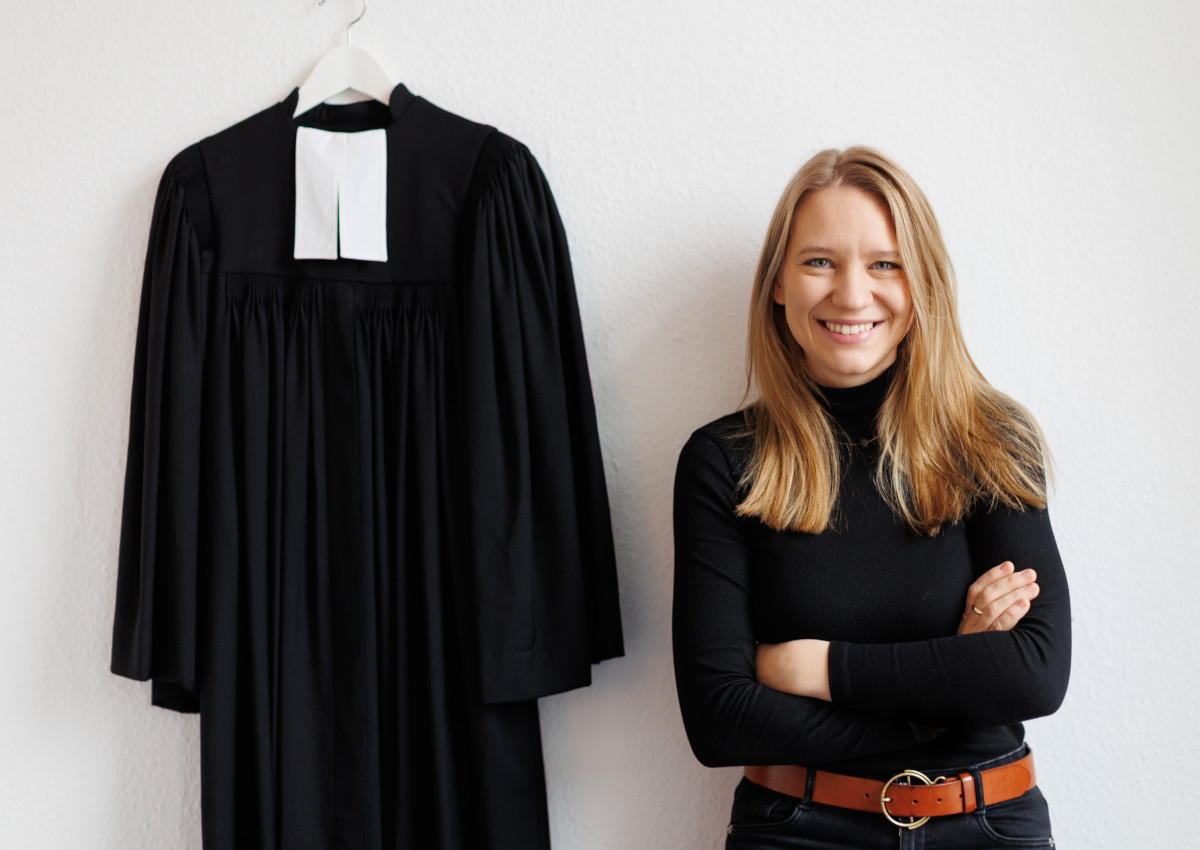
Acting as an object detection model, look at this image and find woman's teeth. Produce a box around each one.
[822,321,876,335]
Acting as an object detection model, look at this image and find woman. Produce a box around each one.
[672,147,1070,848]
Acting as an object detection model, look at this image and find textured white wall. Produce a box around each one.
[2,1,1198,847]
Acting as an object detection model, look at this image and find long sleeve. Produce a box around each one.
[672,428,922,767]
[460,135,623,705]
[828,501,1072,728]
[110,148,209,713]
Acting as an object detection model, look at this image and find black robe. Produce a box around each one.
[111,84,624,850]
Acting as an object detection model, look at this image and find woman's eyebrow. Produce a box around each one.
[794,245,837,255]
[794,246,899,259]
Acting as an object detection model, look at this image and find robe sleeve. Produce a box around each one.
[110,147,210,713]
[460,134,623,704]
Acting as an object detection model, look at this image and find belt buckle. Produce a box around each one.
[880,769,947,830]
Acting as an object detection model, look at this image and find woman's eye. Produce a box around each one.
[873,261,900,271]
[804,258,831,268]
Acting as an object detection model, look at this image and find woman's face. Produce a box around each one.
[773,185,913,388]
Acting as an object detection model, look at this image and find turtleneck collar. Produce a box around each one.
[818,365,896,443]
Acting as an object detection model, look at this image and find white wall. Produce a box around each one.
[2,1,1197,847]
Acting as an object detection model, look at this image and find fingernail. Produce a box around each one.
[1026,570,1037,582]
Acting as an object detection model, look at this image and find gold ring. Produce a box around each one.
[972,605,983,615]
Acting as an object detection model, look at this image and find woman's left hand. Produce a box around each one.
[755,639,832,701]
[958,560,1040,636]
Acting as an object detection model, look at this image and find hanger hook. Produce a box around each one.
[316,0,368,46]
[347,0,368,45]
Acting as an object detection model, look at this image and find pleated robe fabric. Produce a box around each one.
[111,85,623,850]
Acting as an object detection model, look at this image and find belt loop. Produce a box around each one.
[803,767,815,806]
[970,768,987,814]
[958,772,977,814]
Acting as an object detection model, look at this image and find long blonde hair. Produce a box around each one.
[740,147,1047,535]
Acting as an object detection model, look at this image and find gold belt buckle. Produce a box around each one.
[880,769,947,830]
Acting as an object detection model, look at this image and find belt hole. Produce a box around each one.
[912,798,918,803]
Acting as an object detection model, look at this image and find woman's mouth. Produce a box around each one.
[820,320,880,336]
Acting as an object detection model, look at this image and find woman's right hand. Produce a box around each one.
[958,561,1039,635]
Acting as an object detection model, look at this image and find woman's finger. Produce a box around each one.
[966,561,1014,605]
[970,567,1036,614]
[990,596,1033,632]
[960,581,1040,634]
[985,580,1039,622]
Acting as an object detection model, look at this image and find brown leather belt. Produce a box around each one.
[744,751,1036,830]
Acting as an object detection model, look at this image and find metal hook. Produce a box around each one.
[317,0,368,46]
[347,0,368,45]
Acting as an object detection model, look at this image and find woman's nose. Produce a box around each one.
[830,268,873,311]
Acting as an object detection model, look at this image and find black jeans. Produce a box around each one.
[725,748,1054,849]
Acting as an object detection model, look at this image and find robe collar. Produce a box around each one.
[284,84,414,263]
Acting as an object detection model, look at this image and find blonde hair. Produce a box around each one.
[740,146,1048,535]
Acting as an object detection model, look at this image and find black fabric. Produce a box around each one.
[672,368,1070,778]
[111,84,623,850]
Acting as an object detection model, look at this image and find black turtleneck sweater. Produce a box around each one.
[672,370,1070,777]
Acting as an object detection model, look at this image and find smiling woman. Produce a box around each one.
[672,147,1071,850]
[771,185,913,388]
